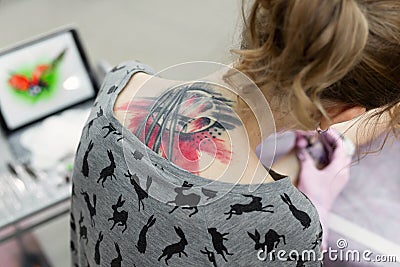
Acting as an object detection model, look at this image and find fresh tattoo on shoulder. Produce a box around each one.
[116,82,242,174]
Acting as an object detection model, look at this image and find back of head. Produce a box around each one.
[234,0,400,133]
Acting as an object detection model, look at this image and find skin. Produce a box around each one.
[114,70,386,185]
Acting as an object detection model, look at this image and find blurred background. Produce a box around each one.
[0,0,241,70]
[0,1,241,266]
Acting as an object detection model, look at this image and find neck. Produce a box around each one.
[237,106,263,151]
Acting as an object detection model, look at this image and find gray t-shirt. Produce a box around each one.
[70,61,323,266]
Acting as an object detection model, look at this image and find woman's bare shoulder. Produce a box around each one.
[111,72,278,184]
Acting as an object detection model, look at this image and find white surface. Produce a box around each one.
[33,214,70,267]
[329,213,400,266]
[20,108,89,169]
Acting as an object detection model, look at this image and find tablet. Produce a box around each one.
[0,28,98,134]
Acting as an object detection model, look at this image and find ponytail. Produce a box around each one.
[234,0,369,129]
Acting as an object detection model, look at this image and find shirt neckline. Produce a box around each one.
[103,61,293,194]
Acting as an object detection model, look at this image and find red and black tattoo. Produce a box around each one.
[117,83,241,174]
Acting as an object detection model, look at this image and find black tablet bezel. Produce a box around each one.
[0,27,99,135]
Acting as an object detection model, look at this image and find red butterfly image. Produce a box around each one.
[8,48,67,96]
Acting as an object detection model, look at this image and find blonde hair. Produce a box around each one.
[233,0,400,136]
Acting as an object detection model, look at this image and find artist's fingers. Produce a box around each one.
[294,130,311,149]
[326,129,353,161]
[297,147,318,171]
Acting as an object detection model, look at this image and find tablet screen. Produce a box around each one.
[0,29,97,132]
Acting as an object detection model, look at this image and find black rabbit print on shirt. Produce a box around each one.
[70,212,76,232]
[132,150,144,160]
[312,227,323,249]
[124,170,152,211]
[224,194,274,220]
[71,182,76,198]
[247,229,286,260]
[158,226,188,265]
[97,150,116,187]
[200,247,217,267]
[70,62,323,267]
[110,242,123,267]
[207,228,233,262]
[94,231,103,265]
[86,107,103,138]
[166,181,201,217]
[70,240,77,254]
[111,64,125,72]
[81,140,93,178]
[201,187,218,200]
[136,214,156,254]
[81,189,96,227]
[107,85,118,95]
[102,123,123,142]
[79,211,88,244]
[287,254,308,267]
[281,193,312,229]
[108,194,129,233]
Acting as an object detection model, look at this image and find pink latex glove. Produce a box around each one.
[295,128,355,250]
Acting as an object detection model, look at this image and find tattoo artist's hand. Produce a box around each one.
[295,128,355,249]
